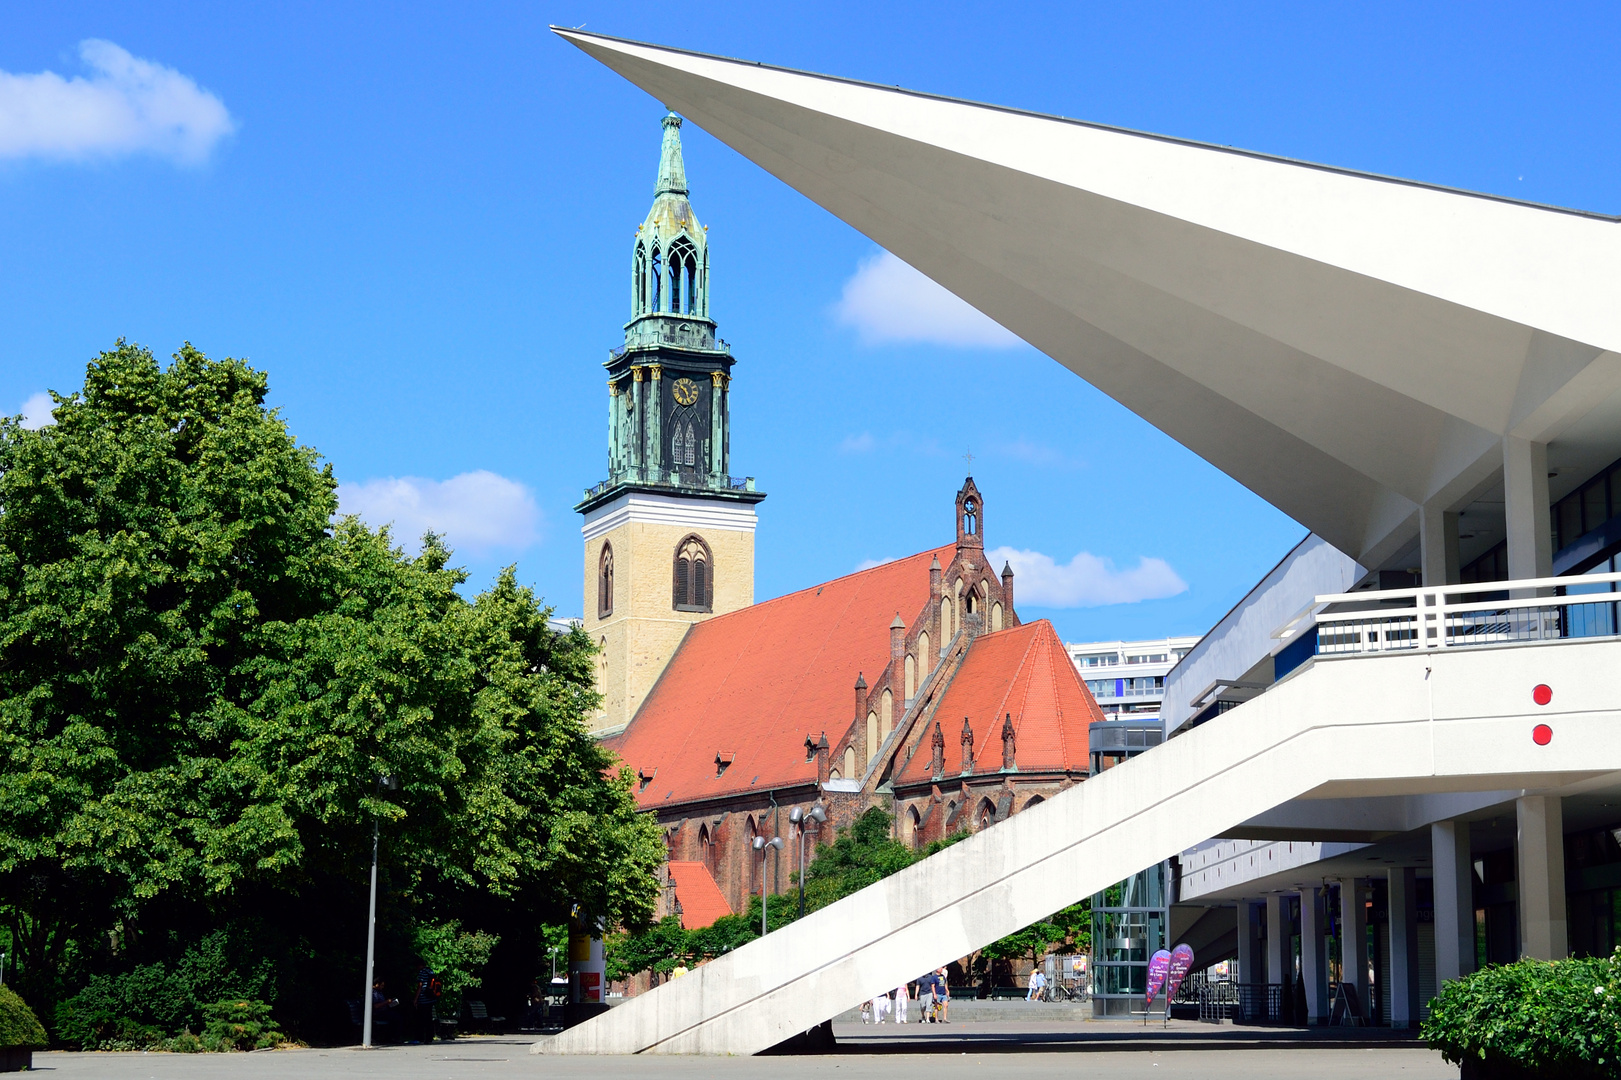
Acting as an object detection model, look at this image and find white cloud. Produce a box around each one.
[18,391,54,429]
[834,250,1021,349]
[988,545,1188,608]
[338,471,541,556]
[855,556,898,571]
[839,432,876,453]
[0,40,235,164]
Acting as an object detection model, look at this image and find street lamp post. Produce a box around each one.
[751,835,785,937]
[361,774,397,1049]
[788,803,828,920]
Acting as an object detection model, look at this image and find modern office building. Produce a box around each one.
[1069,635,1198,773]
[539,30,1621,1054]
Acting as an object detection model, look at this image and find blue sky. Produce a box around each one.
[3,2,1618,643]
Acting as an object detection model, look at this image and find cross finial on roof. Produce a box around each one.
[963,449,974,471]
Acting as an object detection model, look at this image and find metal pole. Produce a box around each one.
[362,817,379,1048]
[760,847,769,938]
[797,827,807,920]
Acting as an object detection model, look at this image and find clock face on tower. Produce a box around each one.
[672,377,701,407]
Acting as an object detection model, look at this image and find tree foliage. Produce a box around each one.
[0,342,663,1041]
[606,807,969,980]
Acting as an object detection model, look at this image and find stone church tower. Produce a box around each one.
[578,113,765,735]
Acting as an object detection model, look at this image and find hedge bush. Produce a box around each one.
[0,986,47,1049]
[1421,948,1621,1077]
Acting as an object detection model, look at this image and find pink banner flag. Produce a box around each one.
[1165,944,1195,1009]
[1145,949,1171,1006]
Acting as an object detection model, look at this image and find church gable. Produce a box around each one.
[613,545,951,810]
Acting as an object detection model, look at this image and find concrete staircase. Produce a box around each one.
[536,639,1621,1055]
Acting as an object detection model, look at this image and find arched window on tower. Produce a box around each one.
[598,543,614,619]
[670,238,696,314]
[963,498,979,536]
[651,246,663,312]
[634,242,648,315]
[672,534,712,612]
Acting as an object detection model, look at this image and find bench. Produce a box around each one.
[465,999,507,1034]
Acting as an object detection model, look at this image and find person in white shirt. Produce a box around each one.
[893,983,909,1023]
[1026,967,1047,1001]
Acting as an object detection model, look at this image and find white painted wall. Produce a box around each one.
[1162,534,1363,733]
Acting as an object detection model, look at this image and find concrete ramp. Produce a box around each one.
[536,639,1621,1054]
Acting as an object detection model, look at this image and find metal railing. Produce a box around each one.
[582,471,758,500]
[1272,570,1621,660]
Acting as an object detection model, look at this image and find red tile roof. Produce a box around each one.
[666,861,732,929]
[894,619,1101,785]
[613,545,954,810]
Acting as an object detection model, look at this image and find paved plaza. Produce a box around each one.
[29,1024,1457,1079]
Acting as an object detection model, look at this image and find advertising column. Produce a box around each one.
[565,915,609,1028]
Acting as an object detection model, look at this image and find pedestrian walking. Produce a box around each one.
[871,990,890,1023]
[917,970,937,1022]
[893,983,909,1023]
[1026,966,1047,1001]
[410,956,441,1044]
[934,967,951,1023]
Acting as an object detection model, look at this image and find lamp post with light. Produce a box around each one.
[788,803,828,920]
[752,835,785,937]
[361,773,398,1049]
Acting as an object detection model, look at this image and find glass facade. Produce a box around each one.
[1091,862,1169,1016]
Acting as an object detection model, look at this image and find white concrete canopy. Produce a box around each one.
[556,28,1621,567]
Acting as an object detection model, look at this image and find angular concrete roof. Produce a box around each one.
[556,29,1621,567]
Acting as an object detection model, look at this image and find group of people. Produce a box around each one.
[862,967,952,1024]
[367,957,443,1043]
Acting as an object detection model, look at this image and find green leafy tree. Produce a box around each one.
[0,342,663,1039]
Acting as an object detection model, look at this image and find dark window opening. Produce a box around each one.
[673,534,712,612]
[597,543,614,618]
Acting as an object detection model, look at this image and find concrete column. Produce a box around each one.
[1265,894,1286,987]
[1418,503,1461,586]
[1237,901,1262,985]
[1300,886,1328,1025]
[1432,820,1476,982]
[1503,436,1553,582]
[1338,878,1368,1004]
[1388,867,1420,1029]
[1517,795,1569,960]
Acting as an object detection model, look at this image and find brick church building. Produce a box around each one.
[577,114,1101,925]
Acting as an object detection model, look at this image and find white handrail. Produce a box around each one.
[1272,570,1621,657]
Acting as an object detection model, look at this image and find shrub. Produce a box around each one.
[200,999,286,1051]
[0,986,48,1049]
[1421,949,1621,1077]
[53,931,276,1050]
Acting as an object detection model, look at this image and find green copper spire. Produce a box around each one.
[578,112,762,517]
[655,112,688,196]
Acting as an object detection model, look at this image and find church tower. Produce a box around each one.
[578,113,765,735]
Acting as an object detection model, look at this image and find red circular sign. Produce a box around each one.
[1532,724,1553,746]
[1533,684,1553,706]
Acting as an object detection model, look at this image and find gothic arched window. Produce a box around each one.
[598,543,614,618]
[651,246,663,312]
[634,242,648,315]
[672,534,712,612]
[672,420,696,467]
[963,498,978,536]
[670,238,696,314]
